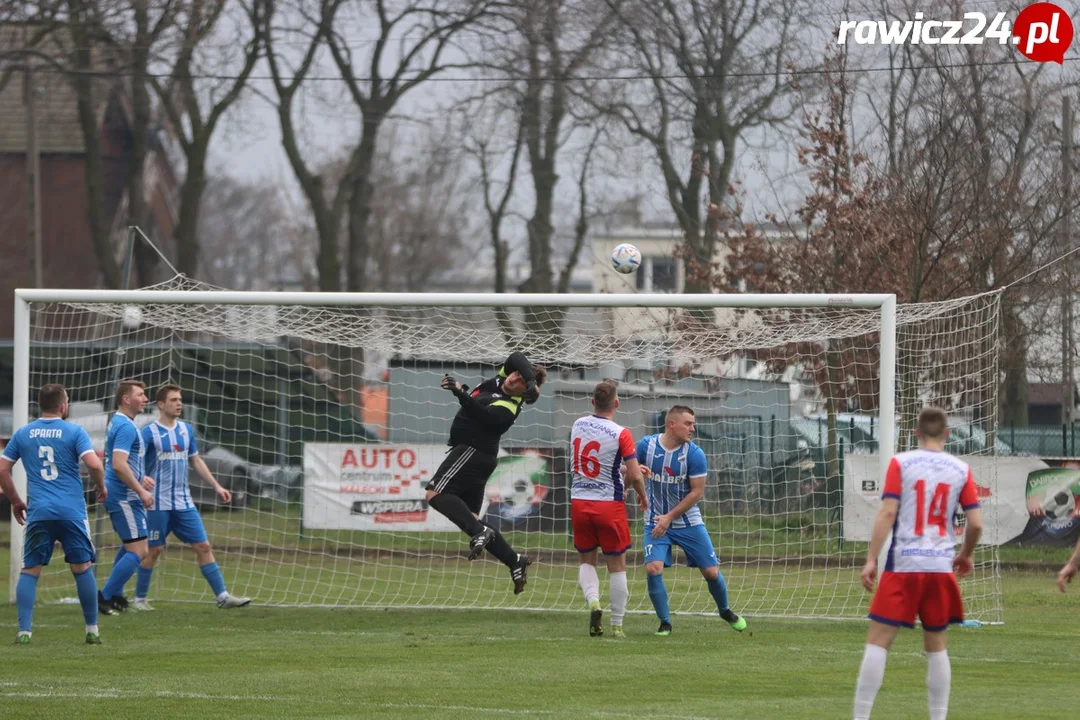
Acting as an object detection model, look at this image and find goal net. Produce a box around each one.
[11,280,1003,622]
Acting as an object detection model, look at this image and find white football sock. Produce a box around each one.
[86,624,99,635]
[578,564,600,605]
[854,644,888,720]
[609,571,628,626]
[926,650,951,720]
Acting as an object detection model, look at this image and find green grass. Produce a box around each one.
[1,565,1078,719]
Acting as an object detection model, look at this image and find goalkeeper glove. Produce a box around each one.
[523,380,540,405]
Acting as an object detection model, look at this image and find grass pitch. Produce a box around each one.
[0,569,1076,719]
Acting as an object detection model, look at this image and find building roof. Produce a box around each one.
[0,24,114,154]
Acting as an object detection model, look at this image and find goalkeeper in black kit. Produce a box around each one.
[425,352,547,594]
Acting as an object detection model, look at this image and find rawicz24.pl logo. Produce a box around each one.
[836,2,1074,64]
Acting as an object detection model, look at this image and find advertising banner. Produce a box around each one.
[303,443,567,532]
[843,453,1057,545]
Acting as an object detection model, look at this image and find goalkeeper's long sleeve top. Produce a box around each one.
[446,352,532,456]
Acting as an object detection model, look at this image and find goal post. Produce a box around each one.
[10,285,1002,623]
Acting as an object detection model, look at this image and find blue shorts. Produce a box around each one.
[108,501,149,543]
[643,523,718,569]
[148,508,208,547]
[23,518,96,568]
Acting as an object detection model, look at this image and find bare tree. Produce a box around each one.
[472,0,621,337]
[598,0,810,295]
[151,0,263,279]
[197,173,315,289]
[463,101,525,341]
[91,0,178,284]
[365,121,472,292]
[67,0,123,287]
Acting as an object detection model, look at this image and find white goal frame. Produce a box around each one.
[10,289,898,603]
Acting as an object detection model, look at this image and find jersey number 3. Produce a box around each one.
[572,438,601,479]
[38,446,58,481]
[913,479,950,537]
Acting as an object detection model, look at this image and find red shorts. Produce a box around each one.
[869,571,964,631]
[571,499,631,555]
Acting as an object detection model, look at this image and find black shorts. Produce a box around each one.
[425,444,498,514]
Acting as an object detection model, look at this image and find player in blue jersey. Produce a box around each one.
[133,384,250,610]
[0,384,107,644]
[98,379,156,613]
[637,405,747,636]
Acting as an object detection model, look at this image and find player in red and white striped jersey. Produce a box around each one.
[853,408,984,720]
[569,380,647,638]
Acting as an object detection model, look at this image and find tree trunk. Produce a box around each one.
[174,141,208,278]
[69,0,122,289]
[346,118,381,294]
[127,0,156,284]
[1000,301,1029,426]
[492,233,515,343]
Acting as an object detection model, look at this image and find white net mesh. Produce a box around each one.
[16,278,1003,621]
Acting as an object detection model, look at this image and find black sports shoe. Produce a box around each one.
[589,605,604,637]
[110,594,130,613]
[656,621,673,636]
[510,554,532,595]
[468,527,495,561]
[98,591,116,616]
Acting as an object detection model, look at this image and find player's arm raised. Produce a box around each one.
[501,351,539,403]
[441,375,517,433]
[0,456,27,525]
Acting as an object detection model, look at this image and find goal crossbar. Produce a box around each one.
[9,289,899,606]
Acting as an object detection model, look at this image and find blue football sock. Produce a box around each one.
[647,573,671,624]
[73,567,99,625]
[136,565,154,598]
[102,551,141,600]
[200,562,227,597]
[114,546,128,567]
[707,573,730,614]
[16,573,39,633]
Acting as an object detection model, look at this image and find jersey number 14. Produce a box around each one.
[913,479,950,537]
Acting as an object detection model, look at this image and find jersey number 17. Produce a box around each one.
[913,479,950,537]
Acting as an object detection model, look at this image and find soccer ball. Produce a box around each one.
[611,243,642,274]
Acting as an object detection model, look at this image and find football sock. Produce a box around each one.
[578,564,600,604]
[926,650,951,720]
[16,573,38,633]
[102,551,141,600]
[646,573,670,624]
[200,562,227,597]
[609,571,629,626]
[485,531,519,568]
[135,566,154,599]
[854,644,888,720]
[73,567,98,625]
[428,493,485,536]
[706,573,730,613]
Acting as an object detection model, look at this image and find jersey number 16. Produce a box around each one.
[572,438,601,479]
[913,479,950,537]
